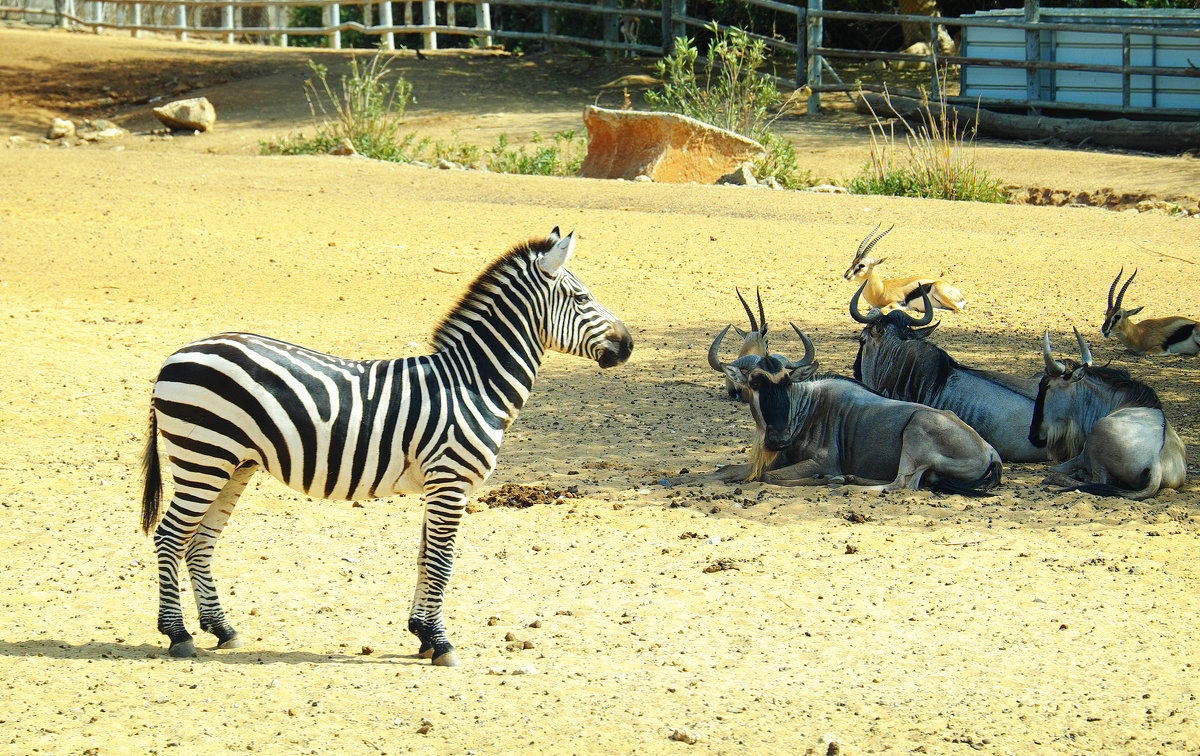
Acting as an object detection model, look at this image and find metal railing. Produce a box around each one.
[3,0,1197,116]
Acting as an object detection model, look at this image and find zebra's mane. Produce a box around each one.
[430,237,554,351]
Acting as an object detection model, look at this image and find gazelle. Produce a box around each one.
[1102,268,1199,356]
[843,225,967,313]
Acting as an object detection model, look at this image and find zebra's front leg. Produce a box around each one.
[186,462,256,651]
[408,484,470,667]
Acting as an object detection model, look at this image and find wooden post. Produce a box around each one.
[176,1,186,40]
[379,0,394,49]
[223,2,234,43]
[1121,31,1131,110]
[131,2,141,37]
[661,0,672,52]
[477,1,491,48]
[328,1,341,48]
[602,0,617,62]
[806,0,821,114]
[423,0,436,49]
[1024,0,1040,113]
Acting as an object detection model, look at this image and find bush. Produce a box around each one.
[645,23,811,189]
[847,91,1008,203]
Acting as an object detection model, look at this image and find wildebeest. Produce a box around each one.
[1031,328,1186,499]
[706,324,1002,494]
[715,288,770,402]
[850,281,1050,462]
[1102,268,1199,356]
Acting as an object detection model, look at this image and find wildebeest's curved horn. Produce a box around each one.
[905,286,935,326]
[1114,268,1137,311]
[1042,329,1066,377]
[756,287,767,336]
[708,324,733,373]
[849,280,875,324]
[735,288,758,333]
[1072,326,1093,368]
[789,323,815,367]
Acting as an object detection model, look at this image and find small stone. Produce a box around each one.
[670,727,700,744]
[328,138,356,156]
[152,96,217,132]
[717,164,757,186]
[511,665,538,675]
[416,719,433,734]
[47,118,75,140]
[504,632,518,642]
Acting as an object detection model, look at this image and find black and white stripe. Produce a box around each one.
[141,229,632,665]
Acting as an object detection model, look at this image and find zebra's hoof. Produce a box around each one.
[431,649,460,667]
[168,639,196,658]
[418,647,435,659]
[216,635,243,650]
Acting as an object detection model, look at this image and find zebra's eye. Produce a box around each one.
[573,293,590,305]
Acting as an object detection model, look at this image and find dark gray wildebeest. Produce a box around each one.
[849,281,1050,463]
[705,323,1003,494]
[715,287,770,402]
[1031,328,1186,499]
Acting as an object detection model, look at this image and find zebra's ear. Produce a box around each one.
[538,230,575,276]
[547,226,561,244]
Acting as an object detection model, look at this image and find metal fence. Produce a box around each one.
[3,0,1198,116]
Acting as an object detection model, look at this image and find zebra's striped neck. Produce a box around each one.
[428,243,552,420]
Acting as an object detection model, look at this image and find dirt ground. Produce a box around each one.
[2,25,1199,756]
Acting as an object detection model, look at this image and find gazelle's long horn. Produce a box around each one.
[756,287,767,336]
[789,323,815,367]
[708,324,732,373]
[1042,329,1066,377]
[849,280,874,324]
[1107,267,1123,310]
[1114,268,1137,311]
[1072,326,1093,368]
[735,288,757,333]
[854,224,894,261]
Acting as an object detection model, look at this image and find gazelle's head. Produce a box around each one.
[843,224,893,282]
[1101,267,1143,338]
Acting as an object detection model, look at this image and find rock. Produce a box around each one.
[717,164,757,186]
[47,118,75,140]
[76,120,127,141]
[670,727,700,745]
[328,138,356,156]
[809,183,849,194]
[580,105,765,185]
[152,97,217,132]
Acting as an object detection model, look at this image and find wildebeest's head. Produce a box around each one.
[710,323,819,454]
[849,279,938,382]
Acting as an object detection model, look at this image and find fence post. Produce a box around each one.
[223,2,234,43]
[602,0,617,62]
[805,0,821,114]
[175,1,186,40]
[1024,0,1040,113]
[328,1,341,48]
[661,0,672,52]
[379,0,394,49]
[477,1,491,47]
[423,0,436,49]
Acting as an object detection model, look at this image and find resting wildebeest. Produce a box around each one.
[850,281,1050,463]
[705,323,1002,494]
[1031,328,1186,499]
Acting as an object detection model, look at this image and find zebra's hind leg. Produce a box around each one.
[187,461,258,651]
[408,485,469,667]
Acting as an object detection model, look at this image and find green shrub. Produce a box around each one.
[847,92,1008,204]
[645,23,811,189]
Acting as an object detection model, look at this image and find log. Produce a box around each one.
[854,92,1200,153]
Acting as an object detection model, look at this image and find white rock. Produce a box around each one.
[670,727,700,744]
[153,97,217,132]
[47,118,75,140]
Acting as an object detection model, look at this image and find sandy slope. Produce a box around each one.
[1,26,1199,756]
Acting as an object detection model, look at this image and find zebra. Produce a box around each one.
[140,228,633,666]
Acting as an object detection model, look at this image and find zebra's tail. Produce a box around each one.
[141,408,163,535]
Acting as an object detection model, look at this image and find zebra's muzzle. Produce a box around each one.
[598,329,633,369]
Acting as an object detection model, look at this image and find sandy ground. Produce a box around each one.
[1,26,1199,756]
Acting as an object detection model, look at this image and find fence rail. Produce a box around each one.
[3,0,1197,117]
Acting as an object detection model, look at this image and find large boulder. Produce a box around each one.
[152,97,217,132]
[579,106,765,184]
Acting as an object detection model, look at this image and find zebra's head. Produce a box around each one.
[536,229,633,369]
